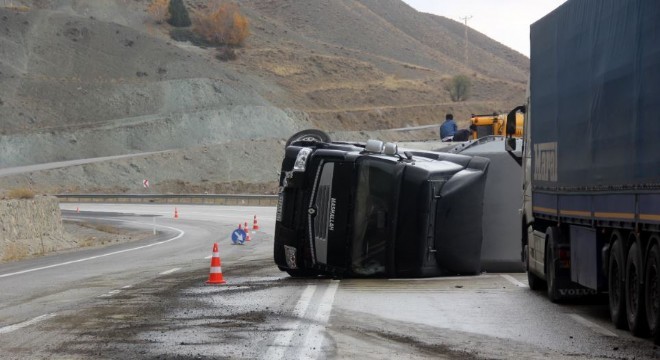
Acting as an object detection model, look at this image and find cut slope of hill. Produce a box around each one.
[0,0,528,193]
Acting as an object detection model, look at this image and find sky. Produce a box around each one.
[401,0,568,57]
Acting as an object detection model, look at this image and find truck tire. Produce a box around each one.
[524,244,544,290]
[609,235,628,329]
[545,227,561,302]
[645,241,660,344]
[626,241,648,336]
[285,129,331,147]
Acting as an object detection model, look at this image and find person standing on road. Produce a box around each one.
[440,113,457,141]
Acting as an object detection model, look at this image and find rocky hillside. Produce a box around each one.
[0,0,528,194]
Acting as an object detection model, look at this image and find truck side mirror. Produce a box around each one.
[506,112,516,136]
[505,137,517,151]
[506,105,526,136]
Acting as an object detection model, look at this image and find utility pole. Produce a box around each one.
[460,15,473,67]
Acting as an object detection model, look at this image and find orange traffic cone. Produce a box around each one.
[244,221,251,241]
[252,215,260,231]
[206,243,226,285]
[174,207,179,219]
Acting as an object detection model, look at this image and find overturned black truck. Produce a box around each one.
[274,130,490,278]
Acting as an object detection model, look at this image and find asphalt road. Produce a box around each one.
[0,204,658,359]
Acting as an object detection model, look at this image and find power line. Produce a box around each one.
[459,15,473,67]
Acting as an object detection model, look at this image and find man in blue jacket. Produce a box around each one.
[440,113,457,141]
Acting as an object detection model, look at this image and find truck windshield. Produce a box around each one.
[351,157,397,276]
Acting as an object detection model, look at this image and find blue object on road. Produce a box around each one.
[231,228,246,245]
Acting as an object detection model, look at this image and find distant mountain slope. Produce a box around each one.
[236,0,527,130]
[358,0,528,81]
[0,0,528,193]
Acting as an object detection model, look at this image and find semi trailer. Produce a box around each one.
[506,0,660,342]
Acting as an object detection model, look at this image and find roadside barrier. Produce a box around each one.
[206,243,226,285]
[55,194,278,207]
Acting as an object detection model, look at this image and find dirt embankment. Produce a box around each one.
[0,196,65,262]
[0,196,151,263]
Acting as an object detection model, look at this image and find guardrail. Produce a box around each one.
[55,194,279,207]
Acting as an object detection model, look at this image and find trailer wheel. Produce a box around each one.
[625,241,649,336]
[545,227,561,302]
[645,241,660,344]
[524,244,544,290]
[609,235,628,329]
[285,129,331,147]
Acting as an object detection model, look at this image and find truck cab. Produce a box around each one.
[274,132,490,278]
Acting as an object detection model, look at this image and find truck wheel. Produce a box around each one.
[609,236,628,329]
[645,241,660,344]
[285,129,331,147]
[524,244,544,290]
[545,227,561,302]
[626,241,648,336]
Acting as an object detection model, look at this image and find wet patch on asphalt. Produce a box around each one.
[42,258,308,359]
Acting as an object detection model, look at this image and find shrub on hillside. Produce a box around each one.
[7,188,35,200]
[168,0,191,27]
[1,4,31,12]
[147,0,169,23]
[445,74,471,102]
[215,46,237,61]
[192,1,249,46]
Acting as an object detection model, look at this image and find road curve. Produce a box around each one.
[0,204,657,359]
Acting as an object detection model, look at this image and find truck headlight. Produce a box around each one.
[293,148,313,172]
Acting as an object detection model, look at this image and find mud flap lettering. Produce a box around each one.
[558,288,597,296]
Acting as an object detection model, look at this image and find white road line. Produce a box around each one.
[568,314,618,337]
[159,267,181,275]
[0,219,185,279]
[389,274,498,281]
[204,255,212,259]
[500,274,529,288]
[0,313,57,334]
[299,280,340,360]
[122,285,132,289]
[263,285,317,360]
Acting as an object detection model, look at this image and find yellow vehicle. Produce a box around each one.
[470,112,524,139]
